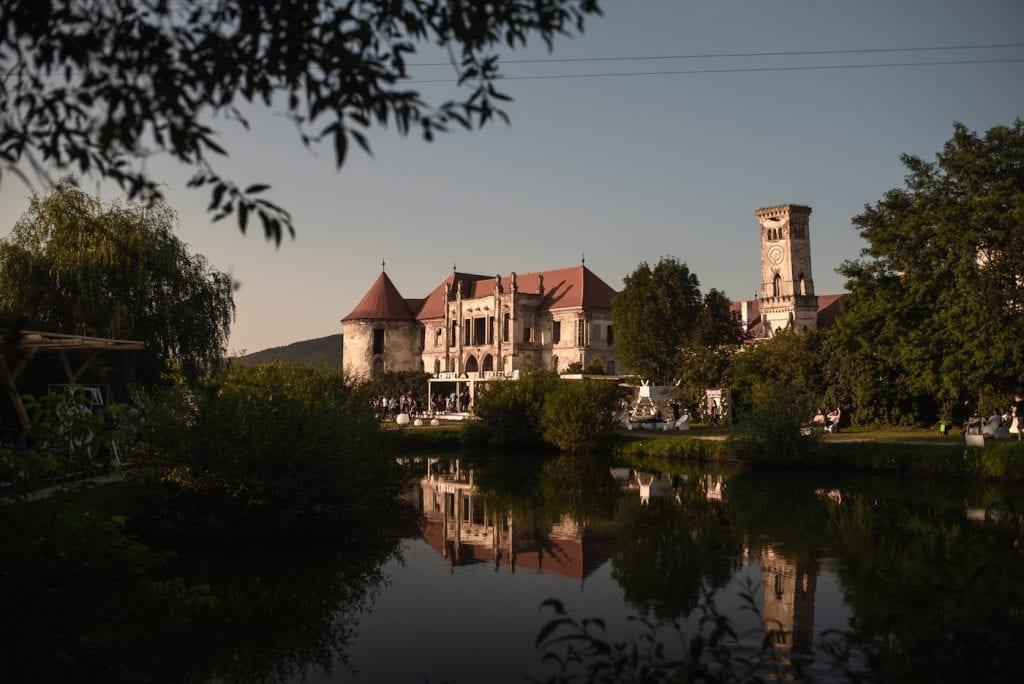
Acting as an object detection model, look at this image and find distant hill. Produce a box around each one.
[237,334,341,367]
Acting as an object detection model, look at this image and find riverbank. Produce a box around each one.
[386,421,1024,481]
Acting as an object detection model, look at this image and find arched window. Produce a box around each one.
[482,354,494,373]
[799,273,807,296]
[552,355,559,372]
[465,355,479,374]
[371,357,384,377]
[772,273,782,298]
[433,359,441,375]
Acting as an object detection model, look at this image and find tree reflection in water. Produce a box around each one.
[155,516,416,682]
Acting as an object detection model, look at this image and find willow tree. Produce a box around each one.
[0,181,234,382]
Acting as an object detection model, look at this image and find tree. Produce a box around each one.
[832,120,1024,424]
[0,0,602,243]
[0,181,234,381]
[612,257,743,384]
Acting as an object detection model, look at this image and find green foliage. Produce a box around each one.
[729,329,826,417]
[0,397,213,680]
[0,498,214,681]
[728,383,818,463]
[618,434,729,462]
[465,370,559,449]
[0,0,602,240]
[362,369,432,404]
[0,391,123,495]
[831,120,1024,424]
[0,183,234,382]
[540,379,619,454]
[133,362,411,545]
[612,257,743,384]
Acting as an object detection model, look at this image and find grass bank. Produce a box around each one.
[614,429,1024,481]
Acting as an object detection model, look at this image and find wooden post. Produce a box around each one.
[0,353,29,431]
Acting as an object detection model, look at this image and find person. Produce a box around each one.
[709,402,719,426]
[1012,392,1024,442]
[812,409,826,426]
[826,407,841,433]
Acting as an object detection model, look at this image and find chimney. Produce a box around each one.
[740,301,751,330]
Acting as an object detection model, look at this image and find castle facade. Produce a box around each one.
[341,264,621,379]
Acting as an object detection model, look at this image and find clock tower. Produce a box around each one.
[756,204,818,336]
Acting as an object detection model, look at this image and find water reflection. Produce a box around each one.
[397,459,1024,682]
[412,457,616,579]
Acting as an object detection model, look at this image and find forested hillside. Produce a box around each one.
[238,334,341,367]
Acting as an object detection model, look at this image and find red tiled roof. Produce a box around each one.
[341,271,413,321]
[815,294,844,329]
[412,265,617,320]
[729,294,846,339]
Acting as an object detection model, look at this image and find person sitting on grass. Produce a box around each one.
[826,407,841,433]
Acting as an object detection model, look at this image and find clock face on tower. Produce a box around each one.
[796,243,807,265]
[767,245,784,266]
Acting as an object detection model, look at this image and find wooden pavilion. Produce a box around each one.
[0,330,145,431]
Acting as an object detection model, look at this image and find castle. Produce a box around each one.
[341,264,620,381]
[341,204,843,381]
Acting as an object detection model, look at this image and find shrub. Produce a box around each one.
[728,383,818,463]
[464,370,559,449]
[540,379,620,454]
[133,362,410,545]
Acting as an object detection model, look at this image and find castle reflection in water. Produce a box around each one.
[406,458,817,657]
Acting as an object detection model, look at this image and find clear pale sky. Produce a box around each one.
[2,0,1022,354]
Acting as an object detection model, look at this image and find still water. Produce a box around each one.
[188,454,1024,682]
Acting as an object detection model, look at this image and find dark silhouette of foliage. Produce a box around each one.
[0,0,602,242]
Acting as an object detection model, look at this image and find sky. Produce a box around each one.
[1,0,1022,355]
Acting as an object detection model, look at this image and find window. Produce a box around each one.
[450,321,458,346]
[606,360,616,374]
[606,325,614,345]
[576,319,587,346]
[474,317,486,346]
[552,321,561,344]
[487,316,495,344]
[435,328,442,347]
[372,328,385,354]
[523,326,532,343]
[502,313,510,341]
[772,273,782,298]
[419,326,425,351]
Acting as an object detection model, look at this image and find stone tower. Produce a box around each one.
[341,270,422,378]
[756,204,818,336]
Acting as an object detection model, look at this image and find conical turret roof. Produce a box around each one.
[342,271,413,321]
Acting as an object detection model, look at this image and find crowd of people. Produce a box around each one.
[370,388,472,420]
[966,391,1024,441]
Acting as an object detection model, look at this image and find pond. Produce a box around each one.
[177,454,1024,682]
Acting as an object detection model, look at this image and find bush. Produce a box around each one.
[728,383,818,463]
[541,380,620,454]
[464,370,559,449]
[133,362,411,545]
